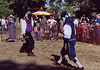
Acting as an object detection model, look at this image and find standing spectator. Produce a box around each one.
[80,15,89,24]
[37,26,42,41]
[16,17,19,25]
[56,16,62,39]
[76,26,82,41]
[32,16,38,40]
[60,19,64,32]
[1,17,7,34]
[80,23,88,42]
[34,23,38,40]
[73,17,79,40]
[94,23,100,45]
[47,15,57,40]
[94,13,100,25]
[56,16,61,33]
[44,23,50,40]
[89,24,95,44]
[7,15,16,39]
[94,13,100,45]
[40,15,47,39]
[73,17,79,28]
[20,18,25,42]
[0,18,1,32]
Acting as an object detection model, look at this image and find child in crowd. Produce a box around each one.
[44,23,50,40]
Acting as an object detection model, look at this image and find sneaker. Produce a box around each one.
[74,67,84,70]
[54,61,61,65]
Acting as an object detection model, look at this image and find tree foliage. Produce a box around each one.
[9,0,46,18]
[1,0,100,18]
[75,0,96,18]
[0,0,13,17]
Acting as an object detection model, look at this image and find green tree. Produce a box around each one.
[75,0,95,18]
[9,0,46,18]
[0,0,13,17]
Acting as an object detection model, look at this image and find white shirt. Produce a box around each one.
[31,19,37,27]
[74,19,79,27]
[47,19,56,28]
[1,19,6,25]
[21,19,27,35]
[63,24,72,39]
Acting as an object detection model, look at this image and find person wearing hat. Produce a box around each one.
[19,11,36,56]
[7,15,16,40]
[56,11,84,70]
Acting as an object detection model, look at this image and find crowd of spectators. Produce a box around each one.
[1,13,100,45]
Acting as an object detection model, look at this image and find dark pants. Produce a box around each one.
[20,32,34,53]
[82,32,87,42]
[89,30,95,43]
[45,33,49,40]
[52,27,57,39]
[94,28,100,45]
[61,38,76,60]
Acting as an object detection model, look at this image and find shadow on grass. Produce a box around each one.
[51,54,76,69]
[0,60,75,70]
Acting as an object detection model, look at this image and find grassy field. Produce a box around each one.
[0,36,100,70]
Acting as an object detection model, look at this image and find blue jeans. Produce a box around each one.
[2,25,6,34]
[34,32,38,40]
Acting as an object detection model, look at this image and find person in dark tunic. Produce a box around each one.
[19,11,35,56]
[56,11,84,70]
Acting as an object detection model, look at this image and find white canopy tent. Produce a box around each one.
[32,7,53,16]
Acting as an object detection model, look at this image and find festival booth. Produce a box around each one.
[32,7,54,19]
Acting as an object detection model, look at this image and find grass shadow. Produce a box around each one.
[51,54,76,69]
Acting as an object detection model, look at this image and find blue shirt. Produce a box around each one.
[95,18,100,25]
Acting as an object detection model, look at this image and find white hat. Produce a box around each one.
[10,15,14,18]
